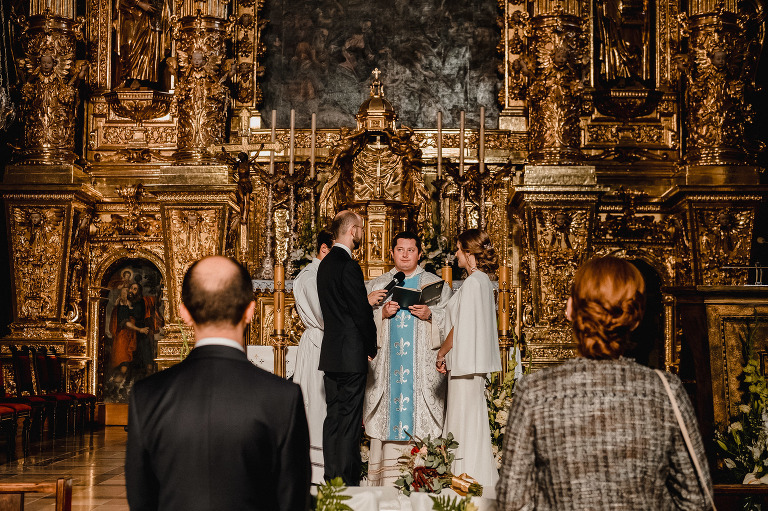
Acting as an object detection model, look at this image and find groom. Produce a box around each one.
[317,210,380,485]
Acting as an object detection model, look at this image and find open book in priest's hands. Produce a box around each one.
[390,280,445,308]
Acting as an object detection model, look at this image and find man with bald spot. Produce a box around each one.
[125,256,310,511]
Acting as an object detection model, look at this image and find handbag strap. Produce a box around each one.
[655,369,717,511]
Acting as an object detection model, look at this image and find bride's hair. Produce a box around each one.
[457,229,499,273]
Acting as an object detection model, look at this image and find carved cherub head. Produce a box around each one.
[717,210,734,230]
[709,48,727,70]
[186,211,200,228]
[552,211,571,230]
[552,46,569,69]
[40,53,56,75]
[190,50,207,70]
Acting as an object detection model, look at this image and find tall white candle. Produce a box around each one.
[310,113,317,178]
[437,111,442,179]
[269,110,276,174]
[479,106,485,174]
[289,109,295,175]
[459,110,465,176]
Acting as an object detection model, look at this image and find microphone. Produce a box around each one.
[382,271,406,300]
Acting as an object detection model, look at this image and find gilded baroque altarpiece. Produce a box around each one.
[0,0,765,428]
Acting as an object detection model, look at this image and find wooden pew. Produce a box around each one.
[0,478,72,511]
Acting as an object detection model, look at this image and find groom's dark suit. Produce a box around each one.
[125,345,310,511]
[317,245,377,484]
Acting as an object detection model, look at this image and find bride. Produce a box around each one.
[436,229,502,497]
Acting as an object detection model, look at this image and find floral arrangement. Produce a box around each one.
[419,223,456,275]
[486,344,524,468]
[394,433,460,496]
[288,218,320,277]
[360,433,370,481]
[715,313,768,493]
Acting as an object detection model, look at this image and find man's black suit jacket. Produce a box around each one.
[125,345,310,511]
[317,245,377,373]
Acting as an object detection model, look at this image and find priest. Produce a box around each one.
[364,231,452,485]
[293,229,334,484]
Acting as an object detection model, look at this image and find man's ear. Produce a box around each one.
[179,303,194,326]
[565,296,573,322]
[242,300,256,325]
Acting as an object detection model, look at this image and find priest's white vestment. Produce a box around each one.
[442,269,502,498]
[364,267,452,485]
[292,257,326,484]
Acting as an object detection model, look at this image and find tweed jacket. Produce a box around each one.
[497,357,712,510]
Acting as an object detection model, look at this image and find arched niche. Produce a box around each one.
[96,257,165,403]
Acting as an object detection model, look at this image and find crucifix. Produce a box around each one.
[375,135,383,198]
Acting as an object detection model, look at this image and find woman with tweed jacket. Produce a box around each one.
[497,256,713,510]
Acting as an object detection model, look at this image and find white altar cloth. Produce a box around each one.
[312,486,497,511]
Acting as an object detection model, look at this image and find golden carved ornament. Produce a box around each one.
[697,208,753,285]
[10,206,66,320]
[171,13,235,163]
[16,10,88,164]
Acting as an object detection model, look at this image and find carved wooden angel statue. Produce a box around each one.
[173,45,235,150]
[17,44,88,155]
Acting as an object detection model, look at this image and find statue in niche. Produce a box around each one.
[114,0,172,87]
[319,127,428,227]
[595,0,652,87]
[546,211,575,252]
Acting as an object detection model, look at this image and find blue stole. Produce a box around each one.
[388,274,419,440]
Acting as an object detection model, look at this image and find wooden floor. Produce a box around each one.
[0,427,128,510]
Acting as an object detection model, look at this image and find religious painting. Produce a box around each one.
[101,260,165,403]
[262,0,500,129]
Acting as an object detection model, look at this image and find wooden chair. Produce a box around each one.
[0,360,41,453]
[29,347,78,437]
[0,406,17,462]
[10,346,60,439]
[0,478,72,511]
[46,348,96,432]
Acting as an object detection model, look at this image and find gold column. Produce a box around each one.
[173,13,234,164]
[678,7,764,170]
[15,10,86,167]
[527,12,586,164]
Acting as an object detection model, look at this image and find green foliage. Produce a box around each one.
[394,432,459,496]
[429,494,478,511]
[485,342,525,467]
[715,311,768,508]
[314,477,352,511]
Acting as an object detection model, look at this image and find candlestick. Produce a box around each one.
[289,109,295,175]
[498,265,510,334]
[310,113,316,178]
[441,266,453,289]
[459,110,465,176]
[437,111,442,178]
[269,110,276,174]
[479,106,485,174]
[274,263,285,332]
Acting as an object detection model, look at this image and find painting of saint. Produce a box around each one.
[103,260,164,403]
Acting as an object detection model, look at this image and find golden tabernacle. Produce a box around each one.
[0,0,766,443]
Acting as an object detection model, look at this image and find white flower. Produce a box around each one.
[725,458,736,469]
[741,404,752,414]
[496,409,509,427]
[729,422,744,432]
[360,445,370,462]
[493,398,503,408]
[743,472,768,484]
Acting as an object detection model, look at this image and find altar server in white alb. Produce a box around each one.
[364,231,452,485]
[437,229,502,497]
[293,229,334,484]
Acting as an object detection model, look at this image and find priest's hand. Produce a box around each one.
[368,289,388,306]
[409,305,431,321]
[382,300,400,319]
